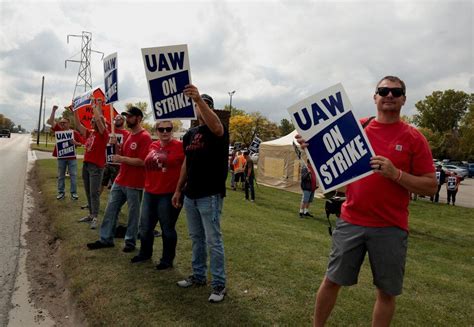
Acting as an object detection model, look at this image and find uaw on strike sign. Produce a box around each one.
[288,84,375,193]
[141,44,195,121]
[55,130,76,159]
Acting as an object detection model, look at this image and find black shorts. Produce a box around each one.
[102,164,120,186]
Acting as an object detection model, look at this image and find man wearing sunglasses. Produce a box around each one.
[172,84,229,303]
[87,106,152,253]
[298,76,437,326]
[47,105,83,201]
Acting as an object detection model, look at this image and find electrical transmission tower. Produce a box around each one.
[65,31,104,99]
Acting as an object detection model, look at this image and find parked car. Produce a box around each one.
[0,129,11,138]
[442,164,468,180]
[468,163,474,178]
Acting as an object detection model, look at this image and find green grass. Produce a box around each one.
[35,159,473,326]
[31,133,85,155]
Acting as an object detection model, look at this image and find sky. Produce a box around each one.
[0,0,472,131]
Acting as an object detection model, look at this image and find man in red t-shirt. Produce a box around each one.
[101,115,130,194]
[73,98,109,229]
[87,106,152,253]
[298,76,437,326]
[47,105,83,200]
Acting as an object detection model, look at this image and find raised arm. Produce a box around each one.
[46,105,58,127]
[92,98,106,134]
[184,84,224,137]
[72,107,87,137]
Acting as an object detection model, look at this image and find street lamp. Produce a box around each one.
[228,90,236,116]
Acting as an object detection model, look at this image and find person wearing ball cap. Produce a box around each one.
[172,84,229,303]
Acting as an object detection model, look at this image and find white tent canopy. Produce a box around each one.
[256,130,303,193]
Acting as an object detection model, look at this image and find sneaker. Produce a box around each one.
[123,244,136,253]
[304,212,314,218]
[90,217,98,229]
[177,275,206,288]
[80,204,89,210]
[131,255,151,264]
[71,193,79,200]
[87,240,114,250]
[153,230,161,237]
[156,262,172,270]
[299,212,304,218]
[56,193,65,200]
[78,215,93,223]
[208,285,227,303]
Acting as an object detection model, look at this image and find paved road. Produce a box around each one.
[0,134,29,326]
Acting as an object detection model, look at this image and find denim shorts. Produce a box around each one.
[301,190,315,203]
[326,217,408,296]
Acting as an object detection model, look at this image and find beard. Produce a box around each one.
[126,121,137,129]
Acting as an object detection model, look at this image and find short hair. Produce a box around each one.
[154,120,173,129]
[375,76,406,94]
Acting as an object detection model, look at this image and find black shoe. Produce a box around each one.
[153,230,161,237]
[87,240,114,250]
[156,262,173,270]
[131,255,151,263]
[299,212,304,218]
[123,244,136,253]
[303,212,314,218]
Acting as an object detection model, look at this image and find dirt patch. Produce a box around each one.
[24,165,86,326]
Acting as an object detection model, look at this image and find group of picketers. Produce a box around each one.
[47,75,443,324]
[228,149,255,201]
[430,164,462,205]
[48,84,229,303]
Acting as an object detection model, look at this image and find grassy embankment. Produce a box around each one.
[34,159,473,326]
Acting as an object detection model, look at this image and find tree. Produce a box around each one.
[229,114,254,145]
[0,113,15,130]
[279,118,294,135]
[414,91,473,160]
[229,112,280,145]
[413,90,472,133]
[223,105,246,117]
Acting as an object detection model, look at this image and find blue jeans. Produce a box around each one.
[184,195,226,288]
[99,183,143,247]
[139,192,181,265]
[57,159,77,194]
[82,162,104,217]
[245,176,255,200]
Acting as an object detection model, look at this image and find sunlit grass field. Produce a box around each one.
[34,159,473,326]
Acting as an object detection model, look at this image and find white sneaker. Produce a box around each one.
[208,285,226,303]
[78,215,93,223]
[90,217,98,229]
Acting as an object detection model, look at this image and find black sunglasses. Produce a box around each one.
[157,127,173,133]
[376,87,405,98]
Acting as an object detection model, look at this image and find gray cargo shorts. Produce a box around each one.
[326,217,408,296]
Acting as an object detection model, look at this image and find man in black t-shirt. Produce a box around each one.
[172,85,229,303]
[242,151,255,201]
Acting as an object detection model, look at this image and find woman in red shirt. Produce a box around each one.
[131,121,185,269]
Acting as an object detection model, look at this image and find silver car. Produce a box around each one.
[442,164,468,180]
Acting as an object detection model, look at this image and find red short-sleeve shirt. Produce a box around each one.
[341,119,435,231]
[114,129,153,189]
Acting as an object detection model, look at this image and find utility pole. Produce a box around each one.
[65,31,104,100]
[228,90,236,116]
[36,76,44,145]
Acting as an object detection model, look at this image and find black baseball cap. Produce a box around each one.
[201,94,214,109]
[121,106,143,118]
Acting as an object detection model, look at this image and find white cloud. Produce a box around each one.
[0,0,472,130]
